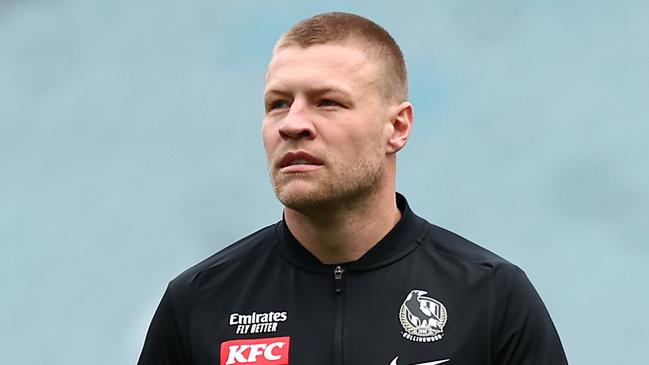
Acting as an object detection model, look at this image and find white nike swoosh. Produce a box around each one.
[389,356,450,365]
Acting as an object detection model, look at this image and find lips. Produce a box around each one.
[278,151,324,173]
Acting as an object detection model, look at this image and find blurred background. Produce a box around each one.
[1,0,647,364]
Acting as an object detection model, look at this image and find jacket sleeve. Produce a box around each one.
[491,264,568,365]
[138,284,191,365]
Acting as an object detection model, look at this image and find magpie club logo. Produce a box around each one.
[399,289,447,343]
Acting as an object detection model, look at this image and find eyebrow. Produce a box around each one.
[264,86,353,100]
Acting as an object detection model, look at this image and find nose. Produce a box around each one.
[278,99,315,140]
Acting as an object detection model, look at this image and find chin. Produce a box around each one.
[275,188,329,211]
[272,176,329,208]
[275,184,377,213]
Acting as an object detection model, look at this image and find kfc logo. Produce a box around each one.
[220,337,290,365]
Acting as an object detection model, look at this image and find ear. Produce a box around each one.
[386,101,414,154]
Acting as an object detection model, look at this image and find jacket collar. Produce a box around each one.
[275,193,427,273]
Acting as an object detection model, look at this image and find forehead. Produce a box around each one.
[264,44,379,93]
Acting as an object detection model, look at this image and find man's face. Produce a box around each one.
[262,43,393,211]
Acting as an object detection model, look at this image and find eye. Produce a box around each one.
[318,99,341,108]
[267,99,290,112]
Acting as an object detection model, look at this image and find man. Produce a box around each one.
[138,12,568,365]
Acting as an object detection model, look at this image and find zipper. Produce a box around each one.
[333,265,345,365]
[334,265,344,294]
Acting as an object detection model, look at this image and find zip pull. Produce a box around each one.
[334,265,345,294]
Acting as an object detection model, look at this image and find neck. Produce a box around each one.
[284,187,401,265]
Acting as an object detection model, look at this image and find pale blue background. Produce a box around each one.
[1,1,647,364]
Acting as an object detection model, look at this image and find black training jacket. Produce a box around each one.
[138,194,568,365]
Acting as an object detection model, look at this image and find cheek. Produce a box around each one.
[261,122,275,153]
[261,140,275,163]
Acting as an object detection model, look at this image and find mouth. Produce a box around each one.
[277,151,324,173]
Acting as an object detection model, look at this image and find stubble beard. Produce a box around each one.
[270,144,385,214]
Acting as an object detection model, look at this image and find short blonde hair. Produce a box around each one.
[274,12,408,103]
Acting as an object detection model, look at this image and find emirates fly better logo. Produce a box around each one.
[220,337,290,365]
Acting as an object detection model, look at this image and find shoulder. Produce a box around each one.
[419,220,546,314]
[420,220,514,272]
[166,223,279,294]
